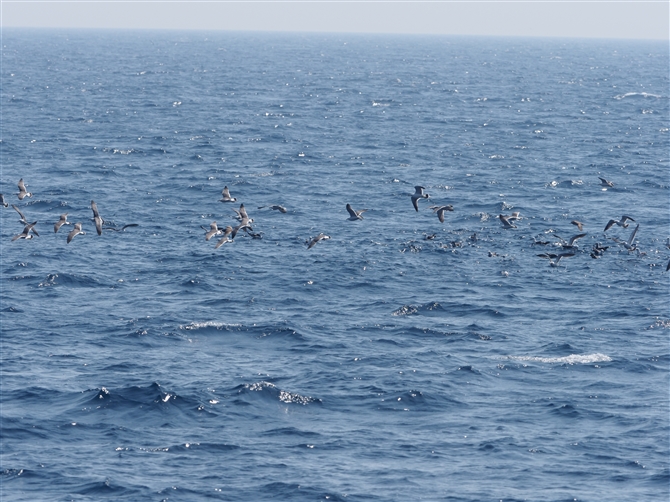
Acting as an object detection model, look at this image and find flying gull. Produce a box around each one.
[214,226,235,249]
[604,215,635,231]
[499,214,517,229]
[613,224,639,251]
[17,179,32,200]
[91,200,103,235]
[54,213,71,233]
[430,205,454,223]
[537,251,576,267]
[346,204,367,221]
[12,221,38,241]
[67,223,85,243]
[219,186,237,203]
[571,220,585,231]
[258,205,287,213]
[411,186,429,212]
[599,177,614,188]
[307,233,330,249]
[553,233,587,249]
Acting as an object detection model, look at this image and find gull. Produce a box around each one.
[346,204,367,221]
[232,204,253,225]
[214,226,235,249]
[54,213,71,233]
[553,233,587,249]
[506,212,521,221]
[219,186,237,203]
[429,205,454,223]
[67,223,85,243]
[91,200,103,235]
[411,186,429,212]
[0,194,7,207]
[499,214,517,229]
[613,224,639,251]
[604,215,635,231]
[12,221,38,241]
[537,251,575,267]
[571,220,584,231]
[17,178,32,200]
[599,177,614,188]
[204,221,223,241]
[307,233,330,249]
[258,205,287,213]
[590,242,609,259]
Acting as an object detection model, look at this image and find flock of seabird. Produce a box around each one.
[3,176,669,272]
[3,178,137,244]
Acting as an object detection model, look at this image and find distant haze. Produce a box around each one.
[2,1,668,40]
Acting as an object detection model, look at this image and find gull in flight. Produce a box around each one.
[54,213,71,233]
[232,204,253,226]
[571,220,584,231]
[599,177,614,188]
[204,221,223,241]
[67,223,85,243]
[553,233,587,249]
[91,201,103,235]
[411,186,429,212]
[613,224,639,251]
[499,214,517,229]
[537,251,576,267]
[219,186,237,203]
[307,233,330,249]
[604,215,635,231]
[214,226,235,249]
[258,205,287,213]
[17,179,32,200]
[346,204,367,221]
[430,205,454,223]
[12,222,38,241]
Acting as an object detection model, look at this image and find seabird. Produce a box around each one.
[12,221,38,241]
[604,215,635,231]
[599,177,614,188]
[258,205,287,213]
[204,222,223,241]
[429,205,454,223]
[537,251,575,267]
[613,224,639,251]
[554,233,587,249]
[0,194,7,207]
[67,223,85,243]
[411,186,429,212]
[571,220,584,231]
[91,200,103,235]
[506,212,521,221]
[666,259,670,272]
[232,204,253,225]
[54,213,70,233]
[499,214,517,229]
[346,204,367,221]
[307,233,330,249]
[214,226,235,249]
[219,186,237,203]
[17,179,32,200]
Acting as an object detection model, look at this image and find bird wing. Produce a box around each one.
[222,186,231,197]
[621,215,635,223]
[604,220,617,231]
[627,224,639,246]
[18,178,26,191]
[411,196,419,212]
[346,204,357,218]
[11,204,26,221]
[91,201,100,218]
[568,233,587,246]
[437,209,445,223]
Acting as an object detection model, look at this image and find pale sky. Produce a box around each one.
[2,1,668,40]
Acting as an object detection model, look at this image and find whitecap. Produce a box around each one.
[614,92,663,100]
[507,353,612,365]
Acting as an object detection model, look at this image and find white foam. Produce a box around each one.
[180,321,242,330]
[507,353,612,365]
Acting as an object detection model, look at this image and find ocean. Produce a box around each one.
[1,29,668,501]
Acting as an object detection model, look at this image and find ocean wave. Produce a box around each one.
[614,92,664,100]
[236,381,320,406]
[507,353,612,365]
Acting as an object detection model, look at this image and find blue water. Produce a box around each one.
[1,30,669,501]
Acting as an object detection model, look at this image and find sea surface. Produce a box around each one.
[1,29,668,501]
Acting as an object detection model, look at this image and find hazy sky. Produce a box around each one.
[2,1,668,40]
